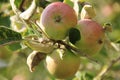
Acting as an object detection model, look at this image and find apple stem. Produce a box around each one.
[35,20,51,39]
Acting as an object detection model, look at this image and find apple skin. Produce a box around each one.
[40,2,77,40]
[75,19,105,56]
[45,49,80,79]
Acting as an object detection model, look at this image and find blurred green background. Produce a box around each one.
[0,0,120,80]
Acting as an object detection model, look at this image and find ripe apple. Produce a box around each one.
[45,49,80,79]
[40,2,77,40]
[75,19,105,56]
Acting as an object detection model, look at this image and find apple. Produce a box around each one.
[40,2,77,40]
[45,49,80,79]
[75,19,105,56]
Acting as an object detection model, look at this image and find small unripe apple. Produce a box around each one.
[45,49,80,79]
[75,19,105,56]
[40,2,77,40]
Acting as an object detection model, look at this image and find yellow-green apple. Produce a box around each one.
[75,19,105,56]
[45,49,80,79]
[40,2,77,40]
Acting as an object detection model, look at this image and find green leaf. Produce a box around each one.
[69,28,81,44]
[78,3,83,13]
[0,26,22,46]
[39,0,50,8]
[85,72,94,80]
[115,39,120,43]
[14,0,23,9]
[7,42,21,51]
[63,0,74,7]
[0,75,8,80]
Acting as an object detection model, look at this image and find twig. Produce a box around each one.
[29,21,42,37]
[101,56,120,80]
[94,56,120,80]
[52,40,98,63]
[35,21,51,39]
